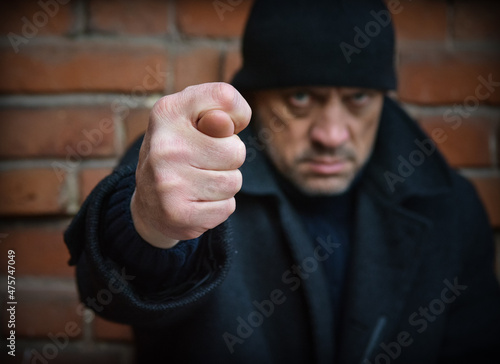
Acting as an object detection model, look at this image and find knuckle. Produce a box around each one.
[200,179,217,198]
[218,171,242,195]
[156,170,179,193]
[216,140,233,159]
[213,82,237,109]
[237,95,252,124]
[150,134,188,165]
[235,138,247,166]
[244,99,252,119]
[205,199,235,230]
[151,94,173,119]
[231,170,243,193]
[152,91,191,124]
[212,137,246,170]
[186,198,236,236]
[225,137,246,169]
[200,173,233,200]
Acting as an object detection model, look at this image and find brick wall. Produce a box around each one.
[0,0,499,363]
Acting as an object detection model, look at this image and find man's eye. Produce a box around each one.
[348,92,370,105]
[352,92,368,102]
[289,92,311,107]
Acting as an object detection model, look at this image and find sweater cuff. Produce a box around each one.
[102,173,201,290]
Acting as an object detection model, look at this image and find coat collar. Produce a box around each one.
[365,96,453,202]
[237,97,454,363]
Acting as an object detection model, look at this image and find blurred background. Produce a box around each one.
[0,0,499,363]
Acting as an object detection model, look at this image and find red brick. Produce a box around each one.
[0,41,168,93]
[0,169,67,216]
[89,0,169,35]
[223,49,242,83]
[176,0,253,38]
[418,117,496,168]
[0,1,75,36]
[123,108,149,147]
[453,0,500,42]
[0,224,73,277]
[398,51,500,105]
[0,107,116,159]
[390,0,447,41]
[470,176,500,228]
[93,316,134,342]
[79,167,113,203]
[2,280,82,338]
[174,46,221,92]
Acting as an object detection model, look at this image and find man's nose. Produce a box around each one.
[309,104,349,148]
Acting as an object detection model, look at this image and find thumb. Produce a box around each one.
[197,109,235,138]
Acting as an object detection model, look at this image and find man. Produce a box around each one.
[64,0,500,363]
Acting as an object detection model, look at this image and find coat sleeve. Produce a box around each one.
[438,175,500,363]
[63,136,234,328]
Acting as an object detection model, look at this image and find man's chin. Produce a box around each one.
[292,175,353,196]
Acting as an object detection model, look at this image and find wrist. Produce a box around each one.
[130,190,180,249]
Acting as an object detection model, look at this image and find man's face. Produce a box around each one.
[251,87,384,196]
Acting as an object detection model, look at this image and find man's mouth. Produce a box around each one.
[302,157,350,175]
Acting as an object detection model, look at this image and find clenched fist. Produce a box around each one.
[130,83,252,249]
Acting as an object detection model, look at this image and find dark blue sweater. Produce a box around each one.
[275,172,355,321]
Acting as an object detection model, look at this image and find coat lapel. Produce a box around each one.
[337,182,432,363]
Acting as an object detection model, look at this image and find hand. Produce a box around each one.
[130,83,251,249]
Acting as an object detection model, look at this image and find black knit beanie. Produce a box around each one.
[231,0,397,92]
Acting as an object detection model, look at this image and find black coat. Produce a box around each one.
[65,97,500,363]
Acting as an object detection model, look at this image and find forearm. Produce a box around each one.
[65,164,233,326]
